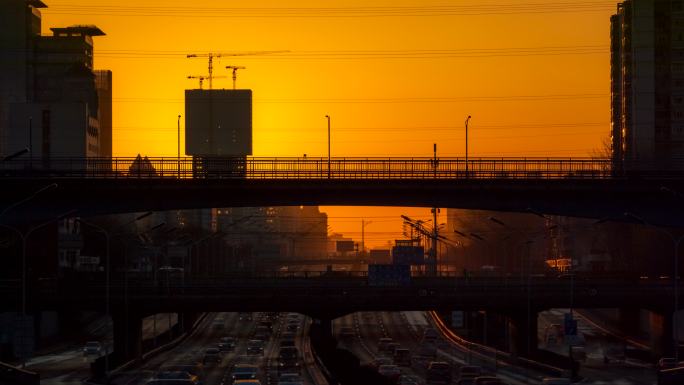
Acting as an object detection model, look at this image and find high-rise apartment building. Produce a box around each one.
[0,0,111,159]
[611,0,684,170]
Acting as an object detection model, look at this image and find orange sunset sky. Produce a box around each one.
[41,1,617,248]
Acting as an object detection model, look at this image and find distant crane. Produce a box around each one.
[187,75,227,90]
[186,51,288,90]
[225,66,246,90]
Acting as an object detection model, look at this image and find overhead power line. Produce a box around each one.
[43,2,615,18]
[105,93,608,105]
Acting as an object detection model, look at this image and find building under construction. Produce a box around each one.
[185,88,252,176]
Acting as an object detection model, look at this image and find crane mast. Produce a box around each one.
[187,51,287,89]
[226,66,247,90]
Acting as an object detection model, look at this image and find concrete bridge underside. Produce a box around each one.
[2,178,684,226]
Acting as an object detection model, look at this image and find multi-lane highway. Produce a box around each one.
[538,309,656,385]
[21,313,177,385]
[19,308,664,385]
[104,312,325,385]
[22,311,326,385]
[335,310,660,385]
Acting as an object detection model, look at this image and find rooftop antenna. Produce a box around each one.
[225,66,246,89]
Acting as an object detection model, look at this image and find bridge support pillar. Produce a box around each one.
[649,311,674,359]
[618,308,641,336]
[507,310,538,358]
[112,311,142,364]
[179,312,199,333]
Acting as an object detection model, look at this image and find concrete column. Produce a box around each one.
[650,311,674,359]
[180,312,199,333]
[112,311,142,364]
[507,310,539,358]
[618,308,641,336]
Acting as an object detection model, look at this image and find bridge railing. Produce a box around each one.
[0,156,621,179]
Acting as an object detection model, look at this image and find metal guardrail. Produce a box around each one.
[0,156,624,179]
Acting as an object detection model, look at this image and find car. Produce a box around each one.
[426,361,452,385]
[368,356,393,371]
[422,328,439,344]
[233,380,261,385]
[218,336,236,352]
[258,320,273,333]
[386,342,401,355]
[286,322,300,332]
[255,326,271,340]
[541,378,571,385]
[417,344,437,360]
[570,345,586,361]
[239,312,253,321]
[213,317,225,329]
[398,374,422,385]
[455,379,475,385]
[231,364,258,382]
[659,357,679,370]
[247,339,265,355]
[473,376,503,385]
[154,371,199,384]
[603,346,626,364]
[278,346,301,375]
[339,326,355,339]
[377,337,394,352]
[83,341,104,356]
[146,380,196,385]
[393,348,412,367]
[278,373,302,382]
[159,363,204,379]
[377,364,401,380]
[458,365,482,379]
[202,348,221,365]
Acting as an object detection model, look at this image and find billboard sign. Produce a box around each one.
[451,311,465,328]
[336,240,355,252]
[368,264,411,287]
[392,245,424,265]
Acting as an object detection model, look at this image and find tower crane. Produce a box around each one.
[186,51,288,90]
[225,66,246,90]
[187,75,227,90]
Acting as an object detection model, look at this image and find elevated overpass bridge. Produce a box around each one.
[3,273,681,366]
[1,156,683,226]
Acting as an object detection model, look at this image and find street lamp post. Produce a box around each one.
[325,115,331,179]
[75,212,152,383]
[28,116,32,171]
[177,114,182,179]
[0,183,58,220]
[75,219,110,384]
[361,219,373,258]
[465,115,472,176]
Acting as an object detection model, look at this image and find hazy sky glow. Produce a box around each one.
[41,0,617,247]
